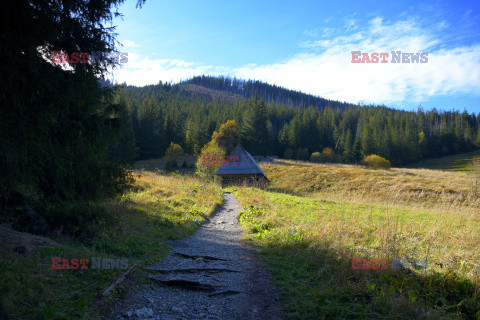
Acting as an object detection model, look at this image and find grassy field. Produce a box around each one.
[2,159,480,319]
[262,160,480,213]
[0,171,223,319]
[230,161,480,319]
[407,150,480,172]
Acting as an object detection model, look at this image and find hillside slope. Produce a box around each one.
[184,75,360,110]
[407,150,480,172]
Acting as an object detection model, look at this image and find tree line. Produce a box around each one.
[119,78,480,166]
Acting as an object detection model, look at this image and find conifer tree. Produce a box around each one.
[241,93,269,155]
[1,0,133,202]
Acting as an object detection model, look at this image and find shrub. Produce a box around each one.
[165,142,184,157]
[362,154,391,169]
[321,147,337,163]
[310,152,322,163]
[195,141,226,181]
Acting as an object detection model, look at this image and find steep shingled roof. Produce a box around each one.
[215,144,270,181]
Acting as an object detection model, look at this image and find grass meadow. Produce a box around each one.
[0,171,223,319]
[1,156,479,319]
[407,150,480,172]
[231,160,480,319]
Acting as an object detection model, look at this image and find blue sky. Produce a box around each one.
[112,0,480,113]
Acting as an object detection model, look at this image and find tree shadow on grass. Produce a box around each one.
[249,239,480,320]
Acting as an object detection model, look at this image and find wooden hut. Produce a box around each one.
[215,144,270,188]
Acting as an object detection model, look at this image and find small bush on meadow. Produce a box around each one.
[321,147,337,163]
[165,142,184,157]
[310,152,322,163]
[362,154,391,169]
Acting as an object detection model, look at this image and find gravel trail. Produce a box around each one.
[112,192,283,320]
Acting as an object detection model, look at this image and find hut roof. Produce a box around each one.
[215,144,270,181]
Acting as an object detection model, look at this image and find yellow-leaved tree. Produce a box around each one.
[195,120,240,181]
[211,120,240,154]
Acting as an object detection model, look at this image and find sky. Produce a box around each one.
[111,0,480,113]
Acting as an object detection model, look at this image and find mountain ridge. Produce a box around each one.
[182,75,361,111]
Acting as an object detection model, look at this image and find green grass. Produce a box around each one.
[228,161,480,320]
[0,170,224,319]
[3,161,480,319]
[407,150,480,172]
[232,186,480,320]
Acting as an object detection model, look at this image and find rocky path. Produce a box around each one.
[112,192,283,320]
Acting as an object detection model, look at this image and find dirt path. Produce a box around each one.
[112,192,283,320]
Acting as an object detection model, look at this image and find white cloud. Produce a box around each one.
[121,40,140,48]
[234,17,480,105]
[303,29,318,37]
[111,53,224,86]
[113,17,480,106]
[345,18,357,32]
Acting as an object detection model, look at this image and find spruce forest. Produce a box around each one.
[120,75,480,165]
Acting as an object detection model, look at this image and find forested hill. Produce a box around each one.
[122,75,359,111]
[183,75,359,111]
[119,76,480,166]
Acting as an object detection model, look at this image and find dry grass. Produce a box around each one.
[99,170,225,256]
[231,160,480,319]
[263,160,480,214]
[127,170,220,213]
